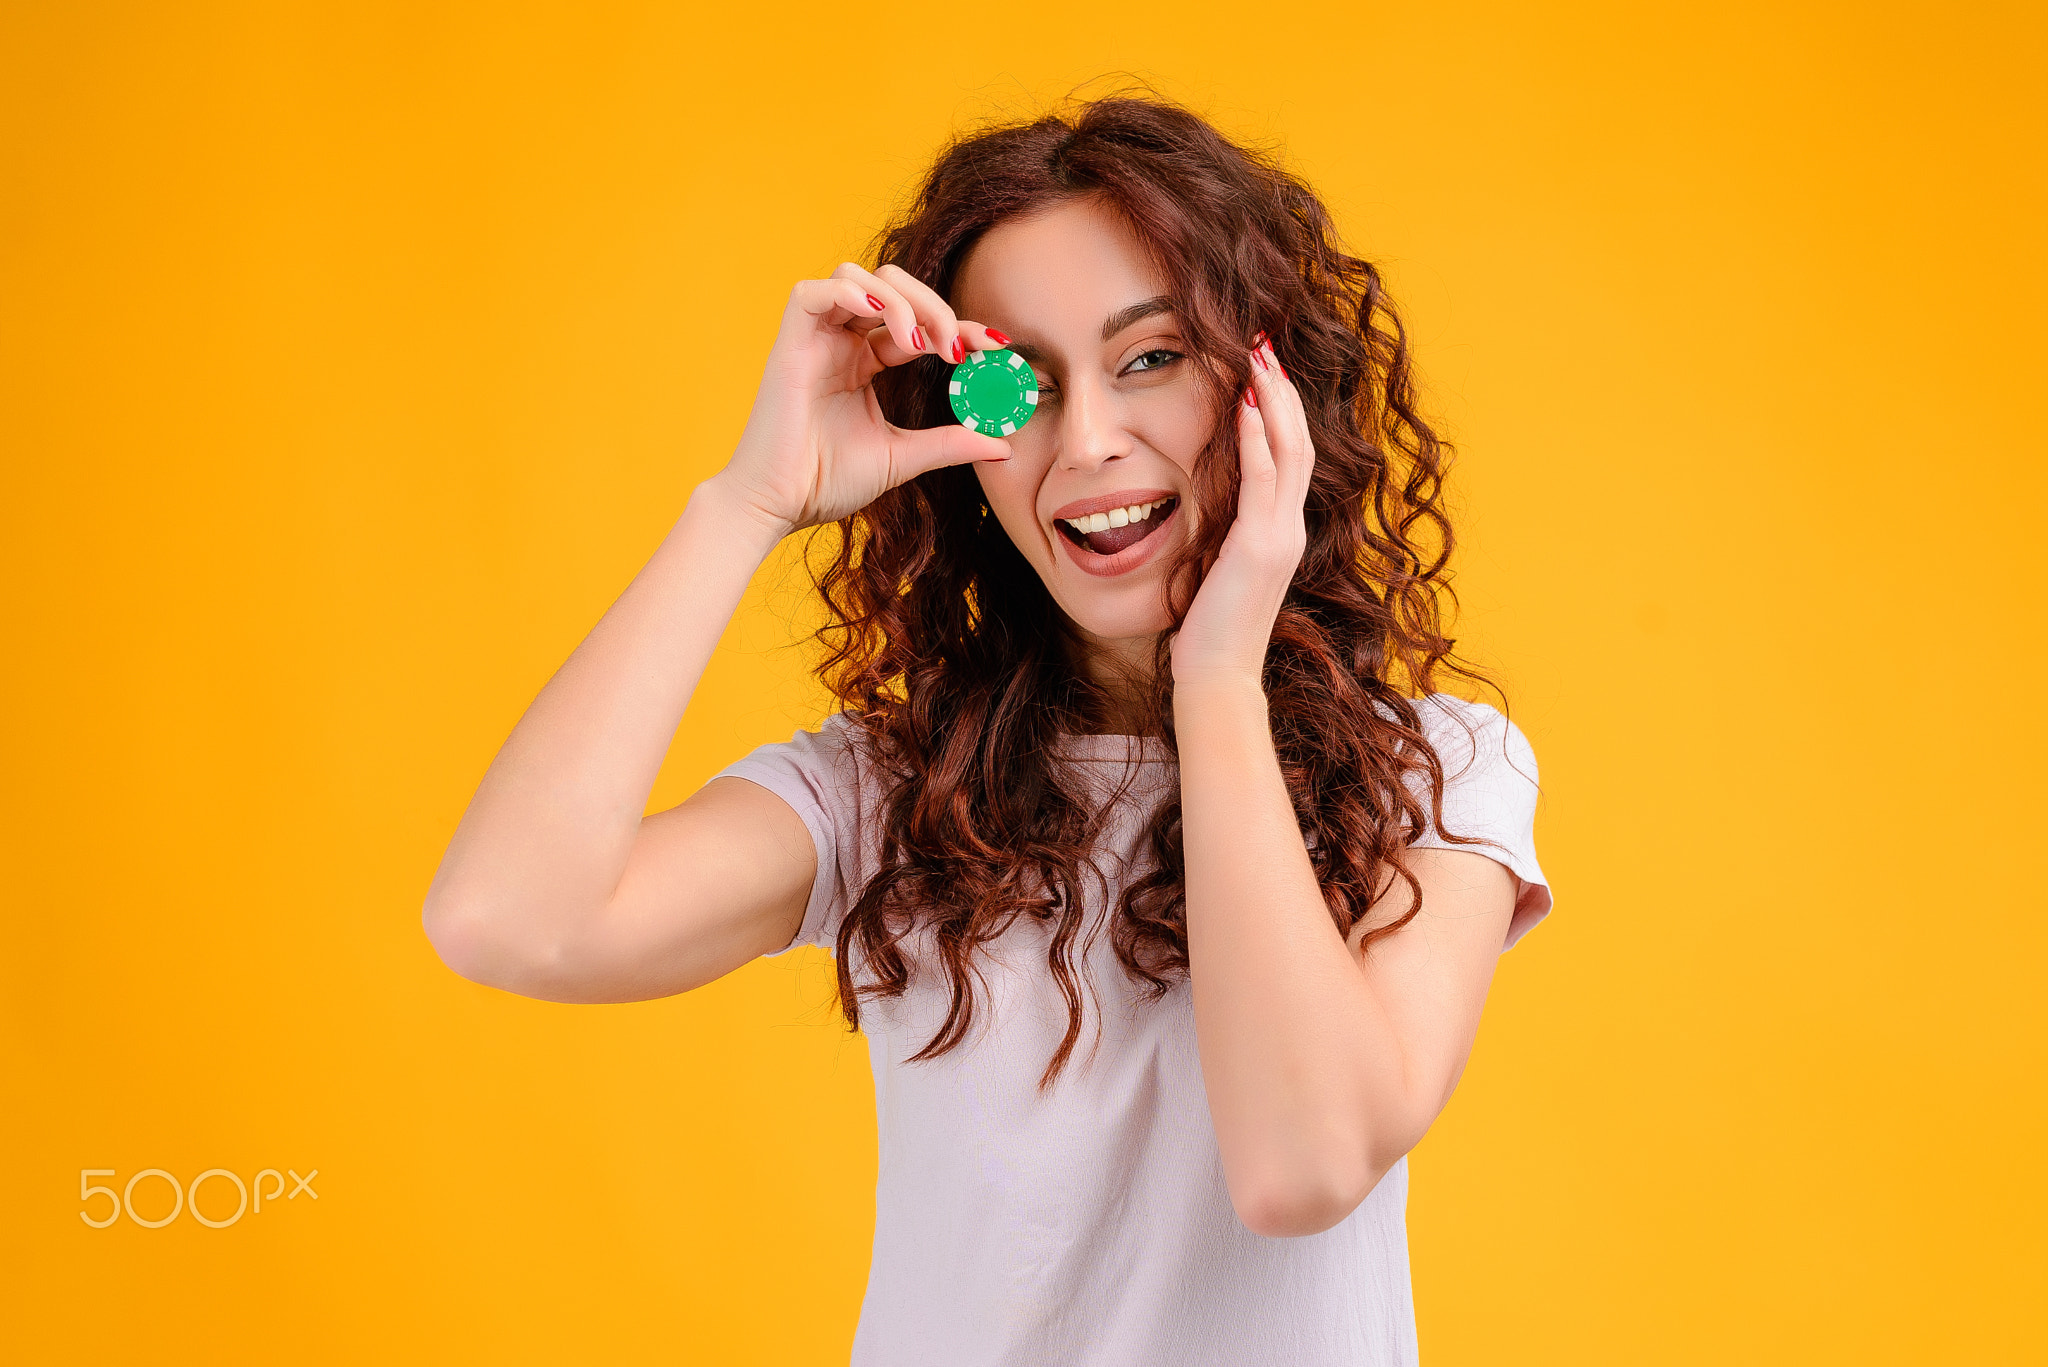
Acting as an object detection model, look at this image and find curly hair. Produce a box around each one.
[804,92,1506,1089]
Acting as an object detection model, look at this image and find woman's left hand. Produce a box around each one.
[1170,336,1314,690]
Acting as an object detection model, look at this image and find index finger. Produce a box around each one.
[1249,337,1315,509]
[875,265,1011,364]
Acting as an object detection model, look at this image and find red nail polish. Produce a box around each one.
[1251,348,1267,371]
[1253,330,1268,348]
[951,337,966,362]
[865,293,884,312]
[986,327,1011,346]
[1246,387,1258,408]
[911,326,925,351]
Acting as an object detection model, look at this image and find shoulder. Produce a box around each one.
[1411,693,1539,790]
[711,709,872,811]
[736,708,864,762]
[793,707,866,761]
[1404,693,1555,947]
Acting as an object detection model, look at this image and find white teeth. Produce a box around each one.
[1063,498,1168,538]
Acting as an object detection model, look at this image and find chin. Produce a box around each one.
[1054,593,1175,648]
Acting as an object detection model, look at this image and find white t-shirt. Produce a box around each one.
[714,693,1551,1366]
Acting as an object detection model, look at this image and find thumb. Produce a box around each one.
[890,421,1012,479]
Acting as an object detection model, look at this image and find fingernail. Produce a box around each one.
[1251,348,1267,371]
[1245,387,1258,408]
[1253,330,1268,348]
[865,293,885,312]
[911,326,926,351]
[951,337,966,363]
[985,327,1012,346]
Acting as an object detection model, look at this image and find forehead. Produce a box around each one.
[951,197,1170,337]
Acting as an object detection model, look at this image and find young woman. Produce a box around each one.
[424,95,1551,1365]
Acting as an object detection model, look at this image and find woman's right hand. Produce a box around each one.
[714,262,1014,537]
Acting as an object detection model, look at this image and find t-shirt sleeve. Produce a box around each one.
[1406,694,1554,952]
[708,711,862,959]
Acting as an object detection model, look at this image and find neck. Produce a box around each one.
[1069,628,1162,736]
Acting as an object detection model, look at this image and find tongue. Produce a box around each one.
[1083,518,1157,557]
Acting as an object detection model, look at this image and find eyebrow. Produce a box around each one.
[1003,296,1179,367]
[1101,295,1176,341]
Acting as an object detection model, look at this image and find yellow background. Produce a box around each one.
[4,1,2042,1361]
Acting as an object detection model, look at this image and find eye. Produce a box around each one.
[1123,348,1184,376]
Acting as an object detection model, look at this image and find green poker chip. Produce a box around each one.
[947,347,1039,436]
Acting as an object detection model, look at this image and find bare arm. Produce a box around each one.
[1170,340,1518,1237]
[421,478,801,1001]
[1176,679,1515,1238]
[421,265,1012,1003]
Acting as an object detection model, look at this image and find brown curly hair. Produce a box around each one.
[805,92,1506,1089]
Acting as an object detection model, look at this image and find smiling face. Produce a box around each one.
[951,196,1222,666]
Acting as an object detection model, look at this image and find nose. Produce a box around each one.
[1054,376,1130,474]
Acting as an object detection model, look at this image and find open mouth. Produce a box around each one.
[1057,495,1179,559]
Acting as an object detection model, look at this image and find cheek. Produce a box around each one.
[1134,385,1220,476]
[972,457,1049,554]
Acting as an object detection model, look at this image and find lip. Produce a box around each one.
[1055,498,1181,579]
[1051,487,1178,522]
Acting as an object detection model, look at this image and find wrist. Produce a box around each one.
[689,473,798,551]
[1172,668,1268,712]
